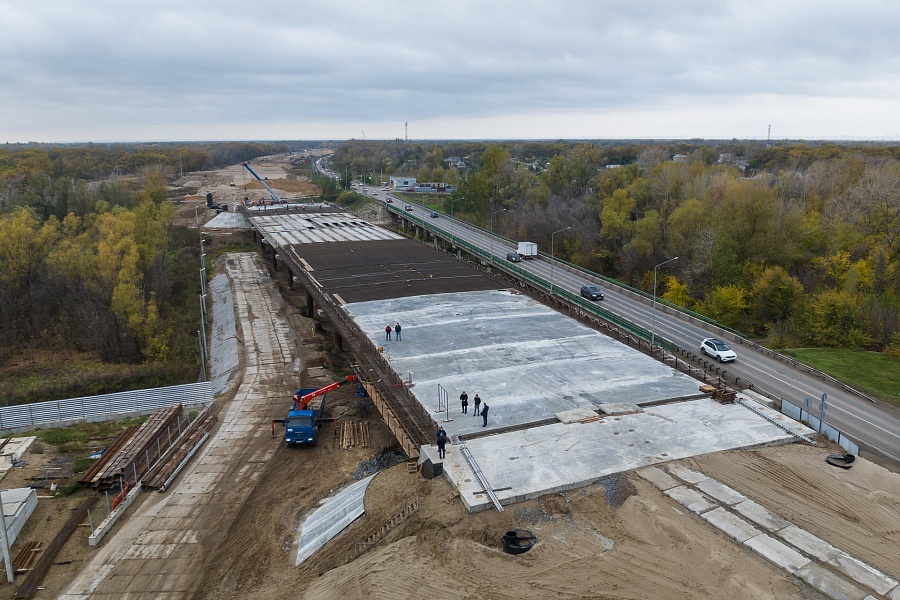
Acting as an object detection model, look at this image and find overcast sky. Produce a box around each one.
[3,1,900,143]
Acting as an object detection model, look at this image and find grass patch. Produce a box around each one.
[33,415,149,452]
[73,457,97,473]
[779,348,900,405]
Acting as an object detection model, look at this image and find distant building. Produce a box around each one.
[444,156,466,169]
[389,176,455,193]
[672,154,688,163]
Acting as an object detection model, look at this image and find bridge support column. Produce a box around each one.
[286,265,294,289]
[334,331,343,351]
[272,248,277,271]
[306,291,314,316]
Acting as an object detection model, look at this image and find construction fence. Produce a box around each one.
[0,381,213,434]
[781,400,860,455]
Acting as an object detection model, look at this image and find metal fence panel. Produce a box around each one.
[0,382,213,434]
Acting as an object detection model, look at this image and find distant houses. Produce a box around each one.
[388,176,455,193]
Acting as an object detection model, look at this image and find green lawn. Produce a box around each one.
[780,348,900,405]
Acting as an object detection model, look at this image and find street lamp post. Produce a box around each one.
[450,197,457,246]
[489,208,507,264]
[651,256,679,349]
[550,227,571,294]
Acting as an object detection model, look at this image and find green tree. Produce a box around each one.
[701,284,749,330]
[750,265,804,332]
[660,274,690,307]
[805,290,870,348]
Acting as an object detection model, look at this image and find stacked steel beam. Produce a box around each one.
[143,403,218,490]
[83,404,187,490]
[78,425,139,487]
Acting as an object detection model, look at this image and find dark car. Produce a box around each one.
[430,211,439,218]
[386,198,393,203]
[404,205,414,211]
[580,285,604,300]
[506,252,522,263]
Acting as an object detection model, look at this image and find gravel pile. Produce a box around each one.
[598,472,636,507]
[352,446,408,480]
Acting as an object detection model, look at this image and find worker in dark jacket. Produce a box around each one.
[481,403,489,427]
[394,322,402,341]
[473,394,481,416]
[436,426,448,459]
[460,391,468,414]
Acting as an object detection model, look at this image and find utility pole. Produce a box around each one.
[405,122,408,143]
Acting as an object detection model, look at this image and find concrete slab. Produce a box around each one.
[555,407,600,423]
[733,499,791,532]
[743,533,811,574]
[701,507,761,542]
[209,274,240,396]
[345,290,702,438]
[664,486,717,514]
[295,475,375,566]
[695,478,747,505]
[826,552,899,596]
[667,465,708,484]
[1,487,37,545]
[204,211,251,229]
[889,585,900,600]
[777,525,841,562]
[443,399,803,511]
[794,563,868,600]
[598,403,643,415]
[635,466,680,491]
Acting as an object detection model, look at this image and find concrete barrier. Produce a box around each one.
[88,484,142,547]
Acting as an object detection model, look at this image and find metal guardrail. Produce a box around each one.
[398,207,878,406]
[394,206,676,351]
[0,382,213,433]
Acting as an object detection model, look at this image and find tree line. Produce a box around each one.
[334,141,900,355]
[0,141,288,370]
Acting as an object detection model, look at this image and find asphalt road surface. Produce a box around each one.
[362,187,899,466]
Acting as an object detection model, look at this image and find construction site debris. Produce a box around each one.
[14,496,98,599]
[12,541,41,574]
[351,447,407,480]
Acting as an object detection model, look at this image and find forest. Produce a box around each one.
[0,142,284,401]
[333,140,900,356]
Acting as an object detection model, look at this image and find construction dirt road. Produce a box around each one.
[3,157,898,600]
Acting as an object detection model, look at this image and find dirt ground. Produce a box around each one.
[3,158,899,600]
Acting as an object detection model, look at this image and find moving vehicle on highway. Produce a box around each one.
[700,338,737,362]
[430,211,439,218]
[506,252,522,263]
[580,285,604,301]
[517,241,538,259]
[405,205,413,211]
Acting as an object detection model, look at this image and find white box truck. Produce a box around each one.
[517,241,538,259]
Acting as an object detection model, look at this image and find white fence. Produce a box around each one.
[0,382,213,434]
[781,400,860,455]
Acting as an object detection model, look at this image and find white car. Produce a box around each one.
[700,338,737,362]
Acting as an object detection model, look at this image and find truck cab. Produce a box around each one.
[285,410,318,445]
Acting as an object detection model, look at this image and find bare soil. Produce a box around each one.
[3,158,898,600]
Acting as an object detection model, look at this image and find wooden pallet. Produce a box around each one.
[338,421,370,449]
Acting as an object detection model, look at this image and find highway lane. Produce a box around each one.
[362,187,900,464]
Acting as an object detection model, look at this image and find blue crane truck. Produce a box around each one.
[272,376,356,446]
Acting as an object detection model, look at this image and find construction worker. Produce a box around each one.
[436,426,448,459]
